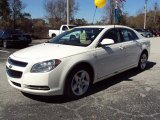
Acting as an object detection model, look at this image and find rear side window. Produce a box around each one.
[101,28,122,43]
[120,28,138,42]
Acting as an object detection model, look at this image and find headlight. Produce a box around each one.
[31,59,61,73]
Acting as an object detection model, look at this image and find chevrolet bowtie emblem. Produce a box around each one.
[9,65,12,69]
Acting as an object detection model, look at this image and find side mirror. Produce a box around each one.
[100,39,114,46]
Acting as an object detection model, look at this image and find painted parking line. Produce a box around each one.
[0,50,10,53]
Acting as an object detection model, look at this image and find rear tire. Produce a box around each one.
[65,66,92,99]
[137,52,148,71]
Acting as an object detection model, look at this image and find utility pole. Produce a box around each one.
[114,0,118,25]
[144,0,147,29]
[67,0,69,25]
[109,0,114,24]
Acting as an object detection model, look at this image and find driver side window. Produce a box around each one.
[102,28,122,43]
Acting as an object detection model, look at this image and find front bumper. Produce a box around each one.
[6,73,63,96]
[6,56,64,96]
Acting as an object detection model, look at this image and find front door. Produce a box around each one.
[95,28,127,80]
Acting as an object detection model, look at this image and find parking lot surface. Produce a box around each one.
[0,38,160,120]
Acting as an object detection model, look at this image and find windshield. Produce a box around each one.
[48,28,103,47]
[0,31,4,37]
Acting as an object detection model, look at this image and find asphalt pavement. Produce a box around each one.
[0,38,160,120]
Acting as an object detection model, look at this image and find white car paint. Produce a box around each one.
[49,25,76,38]
[6,25,150,96]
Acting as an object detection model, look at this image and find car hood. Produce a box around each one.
[12,43,87,60]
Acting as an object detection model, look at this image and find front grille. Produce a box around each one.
[11,81,21,87]
[8,57,28,67]
[6,67,23,78]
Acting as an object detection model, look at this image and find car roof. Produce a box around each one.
[0,29,20,31]
[76,25,134,29]
[63,25,77,26]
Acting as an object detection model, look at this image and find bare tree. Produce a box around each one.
[10,0,26,28]
[102,0,114,24]
[103,0,125,25]
[44,0,79,28]
[126,2,160,30]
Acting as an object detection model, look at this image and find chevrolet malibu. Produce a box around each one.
[6,25,150,98]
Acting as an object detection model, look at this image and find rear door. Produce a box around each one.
[118,28,141,67]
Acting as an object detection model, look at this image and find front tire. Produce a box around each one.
[65,66,92,99]
[137,52,148,71]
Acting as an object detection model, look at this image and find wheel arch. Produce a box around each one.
[65,61,95,84]
[61,61,95,93]
[137,49,149,64]
[137,49,149,70]
[141,49,148,58]
[52,34,56,38]
[61,61,95,96]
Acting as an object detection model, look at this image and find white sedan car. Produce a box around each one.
[6,25,150,98]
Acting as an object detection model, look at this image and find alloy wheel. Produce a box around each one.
[140,53,148,70]
[71,70,90,96]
